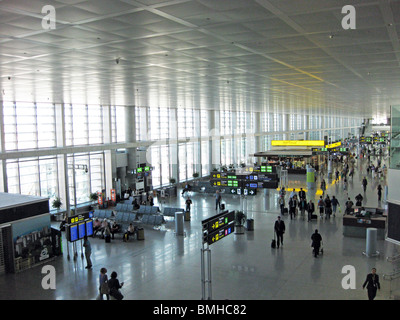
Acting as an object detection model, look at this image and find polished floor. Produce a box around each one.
[1,156,399,300]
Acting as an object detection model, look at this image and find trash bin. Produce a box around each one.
[175,212,184,236]
[137,228,145,240]
[364,228,379,257]
[246,218,254,231]
[184,211,191,221]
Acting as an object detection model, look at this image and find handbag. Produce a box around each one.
[100,282,110,295]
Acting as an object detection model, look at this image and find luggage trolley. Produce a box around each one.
[312,241,324,256]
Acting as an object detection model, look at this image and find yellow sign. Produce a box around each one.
[271,140,325,147]
[326,142,341,149]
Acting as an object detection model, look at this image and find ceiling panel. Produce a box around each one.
[0,0,399,118]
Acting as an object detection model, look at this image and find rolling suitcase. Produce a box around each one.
[283,208,288,214]
[105,234,111,243]
[271,238,276,248]
[220,203,225,210]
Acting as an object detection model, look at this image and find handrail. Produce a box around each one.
[383,269,400,280]
[387,254,400,263]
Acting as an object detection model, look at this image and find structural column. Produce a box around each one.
[125,105,137,189]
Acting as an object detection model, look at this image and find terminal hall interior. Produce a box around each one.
[0,0,400,301]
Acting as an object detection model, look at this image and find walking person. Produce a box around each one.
[299,197,307,219]
[362,177,368,193]
[320,179,326,196]
[317,196,325,218]
[331,196,340,217]
[307,199,315,222]
[311,229,322,258]
[362,268,380,300]
[278,196,285,216]
[288,196,298,219]
[98,268,110,300]
[274,216,285,249]
[185,197,192,212]
[324,195,332,219]
[83,236,92,269]
[377,184,383,202]
[215,190,222,210]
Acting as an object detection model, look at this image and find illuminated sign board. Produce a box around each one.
[204,222,235,245]
[202,211,236,245]
[86,220,93,237]
[203,211,235,233]
[78,222,86,239]
[326,142,341,149]
[271,140,325,147]
[68,224,78,242]
[67,212,90,224]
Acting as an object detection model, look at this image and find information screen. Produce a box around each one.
[78,222,86,239]
[69,225,78,242]
[86,220,93,237]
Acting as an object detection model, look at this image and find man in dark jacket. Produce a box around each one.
[274,216,286,249]
[363,268,380,300]
[307,200,315,222]
[298,188,306,200]
[311,229,322,257]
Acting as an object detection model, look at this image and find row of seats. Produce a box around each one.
[138,205,159,215]
[163,207,184,217]
[94,209,164,229]
[94,209,137,223]
[141,215,164,227]
[115,203,134,212]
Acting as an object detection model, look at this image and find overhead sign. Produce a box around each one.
[326,141,341,149]
[204,222,235,245]
[271,140,325,147]
[203,211,235,233]
[229,188,258,195]
[202,211,236,245]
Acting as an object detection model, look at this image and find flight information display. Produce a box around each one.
[78,222,86,239]
[210,171,279,189]
[69,224,78,242]
[86,220,93,237]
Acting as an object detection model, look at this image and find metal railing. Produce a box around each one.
[383,269,400,299]
[387,254,400,263]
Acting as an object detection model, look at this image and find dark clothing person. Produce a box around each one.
[298,189,306,200]
[108,272,124,300]
[307,201,315,222]
[299,199,307,218]
[185,198,192,212]
[324,197,332,218]
[289,198,298,219]
[311,230,322,257]
[363,270,380,300]
[274,218,286,249]
[362,178,368,192]
[377,185,383,201]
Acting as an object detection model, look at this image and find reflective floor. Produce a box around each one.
[1,156,399,300]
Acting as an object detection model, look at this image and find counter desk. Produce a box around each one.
[343,207,386,240]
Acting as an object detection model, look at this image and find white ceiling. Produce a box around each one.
[0,0,400,118]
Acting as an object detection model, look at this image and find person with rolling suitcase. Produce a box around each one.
[274,216,285,249]
[311,229,322,258]
[307,199,315,222]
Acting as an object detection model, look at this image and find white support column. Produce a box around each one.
[170,108,178,183]
[125,105,137,188]
[55,103,71,215]
[0,100,7,192]
[103,105,115,199]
